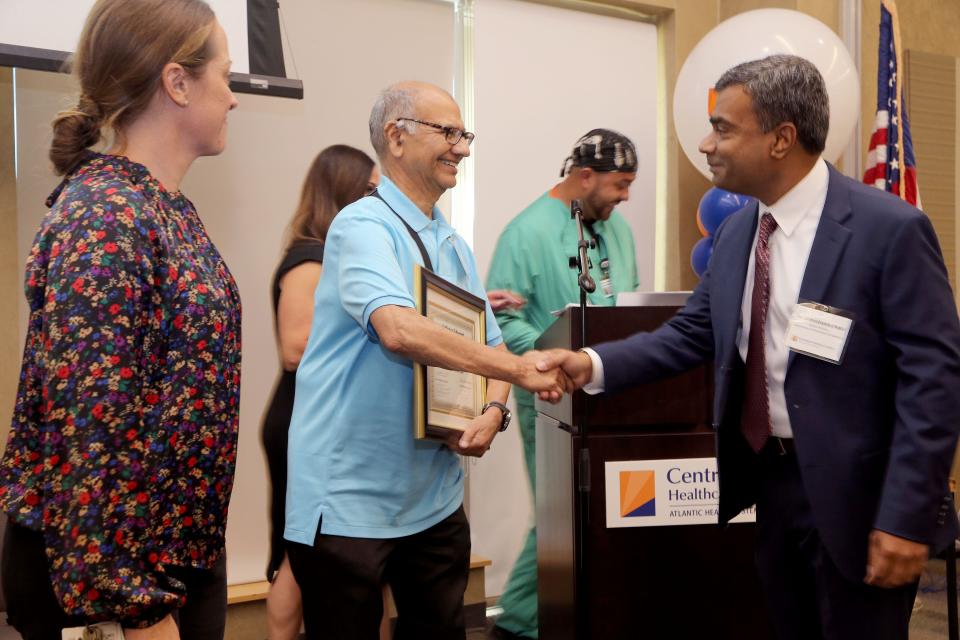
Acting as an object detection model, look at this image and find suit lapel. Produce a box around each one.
[712,203,758,361]
[797,167,853,304]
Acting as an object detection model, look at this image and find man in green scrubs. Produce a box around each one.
[487,129,640,639]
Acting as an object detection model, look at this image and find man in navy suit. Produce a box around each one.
[538,54,960,639]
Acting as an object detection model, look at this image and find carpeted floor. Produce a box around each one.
[911,557,957,640]
[0,560,955,640]
[468,558,957,640]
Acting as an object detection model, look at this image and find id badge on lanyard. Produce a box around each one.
[599,258,613,298]
[63,623,124,640]
[585,227,614,299]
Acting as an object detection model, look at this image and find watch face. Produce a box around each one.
[485,402,511,431]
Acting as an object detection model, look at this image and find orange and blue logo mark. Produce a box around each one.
[620,470,655,517]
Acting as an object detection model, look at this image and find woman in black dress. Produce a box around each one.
[262,145,378,640]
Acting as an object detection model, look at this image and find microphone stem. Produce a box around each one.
[571,200,596,294]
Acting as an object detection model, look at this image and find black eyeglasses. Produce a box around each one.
[397,118,475,147]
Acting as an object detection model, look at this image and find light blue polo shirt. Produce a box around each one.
[284,175,502,542]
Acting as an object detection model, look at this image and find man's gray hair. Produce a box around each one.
[369,85,418,155]
[715,54,829,154]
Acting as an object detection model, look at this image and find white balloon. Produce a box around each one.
[673,9,860,179]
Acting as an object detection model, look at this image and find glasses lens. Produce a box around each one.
[446,130,475,146]
[445,129,463,145]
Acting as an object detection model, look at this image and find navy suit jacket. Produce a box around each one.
[593,165,960,582]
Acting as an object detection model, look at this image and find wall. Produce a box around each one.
[905,50,956,289]
[0,69,16,451]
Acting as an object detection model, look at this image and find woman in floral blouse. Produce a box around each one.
[0,1,240,638]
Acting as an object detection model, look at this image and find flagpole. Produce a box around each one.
[840,0,862,179]
[884,0,907,201]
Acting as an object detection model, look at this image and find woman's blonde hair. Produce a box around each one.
[50,0,216,176]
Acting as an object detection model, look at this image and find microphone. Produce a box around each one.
[571,199,596,293]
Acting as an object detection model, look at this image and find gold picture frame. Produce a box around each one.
[413,264,488,440]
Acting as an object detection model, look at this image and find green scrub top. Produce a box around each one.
[486,190,640,408]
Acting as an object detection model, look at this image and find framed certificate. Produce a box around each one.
[413,264,487,440]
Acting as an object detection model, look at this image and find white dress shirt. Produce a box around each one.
[585,158,830,441]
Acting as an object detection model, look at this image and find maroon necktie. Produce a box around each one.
[741,213,778,453]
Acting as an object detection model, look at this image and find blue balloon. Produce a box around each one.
[691,236,713,277]
[697,188,755,235]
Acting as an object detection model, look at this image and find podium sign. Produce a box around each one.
[604,458,756,528]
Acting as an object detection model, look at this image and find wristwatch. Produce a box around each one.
[482,401,512,432]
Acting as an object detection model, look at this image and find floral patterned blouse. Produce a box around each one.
[0,153,242,626]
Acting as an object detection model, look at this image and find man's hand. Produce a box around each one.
[125,615,180,640]
[487,289,526,312]
[864,530,929,588]
[515,350,571,402]
[533,349,594,401]
[446,407,502,457]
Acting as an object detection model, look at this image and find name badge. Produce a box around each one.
[785,302,854,364]
[600,277,614,298]
[599,258,614,298]
[62,623,124,640]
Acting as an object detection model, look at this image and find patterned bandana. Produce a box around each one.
[560,128,638,177]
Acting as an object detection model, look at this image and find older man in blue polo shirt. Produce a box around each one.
[284,81,567,640]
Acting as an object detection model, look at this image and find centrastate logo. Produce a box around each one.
[620,470,655,517]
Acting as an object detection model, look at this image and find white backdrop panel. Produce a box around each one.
[470,0,658,597]
[0,0,250,75]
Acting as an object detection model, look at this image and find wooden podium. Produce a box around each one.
[534,305,774,639]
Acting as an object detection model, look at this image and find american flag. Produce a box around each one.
[863,0,921,209]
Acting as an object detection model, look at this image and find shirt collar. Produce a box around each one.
[758,158,828,237]
[377,175,450,233]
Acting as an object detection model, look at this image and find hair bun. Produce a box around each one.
[49,100,104,176]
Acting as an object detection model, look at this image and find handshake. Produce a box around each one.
[450,348,596,458]
[513,349,597,402]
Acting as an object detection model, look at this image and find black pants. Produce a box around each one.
[287,505,471,640]
[754,445,918,640]
[1,521,227,640]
